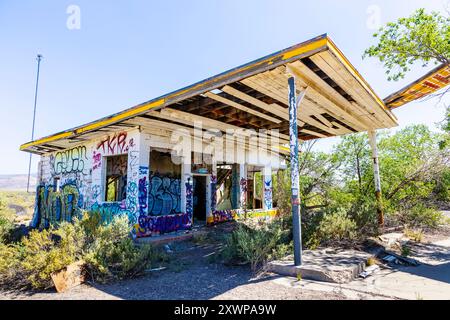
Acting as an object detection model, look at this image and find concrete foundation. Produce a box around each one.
[267,248,373,284]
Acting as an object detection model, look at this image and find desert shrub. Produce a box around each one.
[222,220,287,271]
[0,197,14,243]
[0,243,27,289]
[434,168,450,202]
[268,242,293,261]
[403,227,424,242]
[306,209,357,249]
[400,204,443,229]
[0,215,13,243]
[0,212,166,290]
[83,215,165,282]
[20,224,83,289]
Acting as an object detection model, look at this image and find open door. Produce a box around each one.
[193,175,207,224]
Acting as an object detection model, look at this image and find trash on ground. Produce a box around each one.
[359,265,380,278]
[164,244,173,254]
[145,267,167,273]
[383,255,398,263]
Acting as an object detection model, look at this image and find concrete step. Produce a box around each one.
[267,248,373,284]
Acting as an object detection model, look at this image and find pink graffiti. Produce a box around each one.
[97,132,129,154]
[93,151,102,170]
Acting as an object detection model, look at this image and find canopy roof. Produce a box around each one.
[384,64,450,109]
[21,34,398,155]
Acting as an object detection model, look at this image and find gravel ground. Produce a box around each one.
[0,231,346,300]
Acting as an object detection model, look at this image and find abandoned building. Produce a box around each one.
[20,34,449,239]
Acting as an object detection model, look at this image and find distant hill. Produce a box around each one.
[0,174,36,191]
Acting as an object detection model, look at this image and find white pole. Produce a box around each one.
[27,54,43,193]
[368,130,384,226]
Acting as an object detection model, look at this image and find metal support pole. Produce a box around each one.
[27,54,43,193]
[288,77,302,266]
[368,130,384,227]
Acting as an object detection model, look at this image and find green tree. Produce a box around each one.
[363,8,449,81]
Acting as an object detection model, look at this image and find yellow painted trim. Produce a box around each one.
[20,132,73,151]
[168,36,328,102]
[20,99,165,152]
[325,37,398,124]
[384,64,450,109]
[282,38,327,60]
[21,34,353,152]
[75,99,164,134]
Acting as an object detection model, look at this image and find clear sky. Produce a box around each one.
[0,0,448,174]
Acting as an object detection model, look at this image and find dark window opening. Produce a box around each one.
[105,155,128,202]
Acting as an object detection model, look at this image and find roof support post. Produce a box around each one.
[181,157,193,225]
[288,76,306,266]
[262,166,273,210]
[368,130,384,228]
[239,164,248,211]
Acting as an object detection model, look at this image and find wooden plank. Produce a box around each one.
[326,38,398,125]
[310,52,387,127]
[21,35,329,152]
[330,121,352,135]
[243,71,341,135]
[286,61,373,131]
[205,92,282,124]
[300,129,328,138]
[313,114,333,128]
[240,78,307,128]
[221,85,291,121]
[155,108,291,144]
[132,117,290,156]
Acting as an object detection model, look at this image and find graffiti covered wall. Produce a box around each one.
[207,208,278,225]
[31,126,283,238]
[31,129,142,228]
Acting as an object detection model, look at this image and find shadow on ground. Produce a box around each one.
[387,241,450,285]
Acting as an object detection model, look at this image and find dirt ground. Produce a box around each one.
[0,233,346,300]
[2,220,449,300]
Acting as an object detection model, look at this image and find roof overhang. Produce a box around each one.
[21,34,398,155]
[384,64,450,109]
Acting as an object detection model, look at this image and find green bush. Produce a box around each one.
[84,216,164,282]
[307,209,357,249]
[0,215,13,243]
[0,197,14,243]
[0,212,166,290]
[21,227,79,289]
[0,243,27,289]
[401,204,443,229]
[222,220,288,271]
[434,169,450,201]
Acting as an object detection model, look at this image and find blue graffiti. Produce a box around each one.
[185,177,193,218]
[90,201,130,224]
[138,213,191,236]
[263,178,273,210]
[148,173,181,216]
[32,181,82,229]
[210,175,217,213]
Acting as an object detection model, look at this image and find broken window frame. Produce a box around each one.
[104,154,128,203]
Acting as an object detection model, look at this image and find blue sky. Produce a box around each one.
[0,0,448,175]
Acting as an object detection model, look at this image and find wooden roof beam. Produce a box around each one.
[286,61,375,130]
[309,52,389,127]
[204,92,282,124]
[240,76,341,135]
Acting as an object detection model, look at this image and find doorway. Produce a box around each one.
[193,175,207,224]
